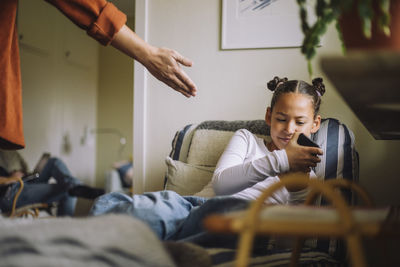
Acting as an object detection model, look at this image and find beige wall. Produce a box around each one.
[96,18,134,187]
[140,0,400,205]
[19,0,135,187]
[19,0,98,184]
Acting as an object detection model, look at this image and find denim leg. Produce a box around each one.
[174,197,271,251]
[89,190,206,240]
[0,182,76,216]
[33,157,80,187]
[56,193,77,216]
[170,196,250,241]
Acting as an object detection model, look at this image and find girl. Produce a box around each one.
[212,76,324,204]
[90,76,325,244]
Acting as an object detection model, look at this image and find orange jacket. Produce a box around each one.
[0,0,126,149]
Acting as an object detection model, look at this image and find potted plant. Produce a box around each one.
[297,0,396,75]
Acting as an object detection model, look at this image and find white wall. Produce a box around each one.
[96,18,134,187]
[19,0,98,185]
[139,0,400,205]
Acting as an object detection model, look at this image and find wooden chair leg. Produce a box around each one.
[346,233,367,267]
[290,238,304,267]
[235,229,255,267]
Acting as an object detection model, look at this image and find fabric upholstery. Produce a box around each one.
[165,118,358,262]
[167,119,358,195]
[165,157,214,197]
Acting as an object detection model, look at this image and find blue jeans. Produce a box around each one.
[90,190,251,245]
[0,158,80,216]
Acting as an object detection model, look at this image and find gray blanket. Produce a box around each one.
[0,215,176,267]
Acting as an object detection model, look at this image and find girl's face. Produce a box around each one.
[266,92,321,150]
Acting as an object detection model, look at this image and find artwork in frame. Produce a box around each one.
[221,0,316,50]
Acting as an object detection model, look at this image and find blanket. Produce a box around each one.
[0,214,176,267]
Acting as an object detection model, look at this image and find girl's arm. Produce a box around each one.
[233,171,318,205]
[212,129,289,195]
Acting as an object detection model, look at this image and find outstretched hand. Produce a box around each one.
[111,25,197,98]
[142,46,197,98]
[285,132,323,173]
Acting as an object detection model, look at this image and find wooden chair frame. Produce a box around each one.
[0,177,50,218]
[204,175,382,267]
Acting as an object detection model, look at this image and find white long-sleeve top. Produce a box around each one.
[212,129,316,204]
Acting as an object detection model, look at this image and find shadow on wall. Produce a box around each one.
[353,121,400,206]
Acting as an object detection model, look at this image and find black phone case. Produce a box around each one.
[297,133,319,148]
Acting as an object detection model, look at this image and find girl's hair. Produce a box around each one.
[267,76,326,116]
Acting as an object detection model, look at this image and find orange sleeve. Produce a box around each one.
[45,0,127,45]
[0,0,25,149]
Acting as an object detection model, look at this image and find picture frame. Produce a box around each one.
[221,0,315,50]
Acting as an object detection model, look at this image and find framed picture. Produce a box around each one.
[221,0,315,49]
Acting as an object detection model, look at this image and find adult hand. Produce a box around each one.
[285,132,323,173]
[10,171,24,178]
[111,25,197,98]
[141,46,197,98]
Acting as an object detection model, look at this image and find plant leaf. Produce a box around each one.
[307,60,313,77]
[358,0,374,39]
[378,0,391,36]
[335,20,346,55]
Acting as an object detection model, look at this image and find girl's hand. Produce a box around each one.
[285,132,323,173]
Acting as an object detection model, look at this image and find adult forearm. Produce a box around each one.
[111,25,197,97]
[111,25,150,62]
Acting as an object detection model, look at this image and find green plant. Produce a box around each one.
[297,0,391,75]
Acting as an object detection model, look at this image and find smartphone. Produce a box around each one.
[297,133,319,148]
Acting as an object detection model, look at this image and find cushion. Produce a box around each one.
[186,120,270,166]
[312,118,358,184]
[169,124,198,162]
[0,215,176,267]
[187,129,235,166]
[164,157,215,196]
[193,180,215,198]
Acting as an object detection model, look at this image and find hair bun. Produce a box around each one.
[312,77,325,96]
[267,76,288,91]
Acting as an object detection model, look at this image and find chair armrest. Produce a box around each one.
[0,176,21,186]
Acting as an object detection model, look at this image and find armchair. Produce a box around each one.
[163,118,361,266]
